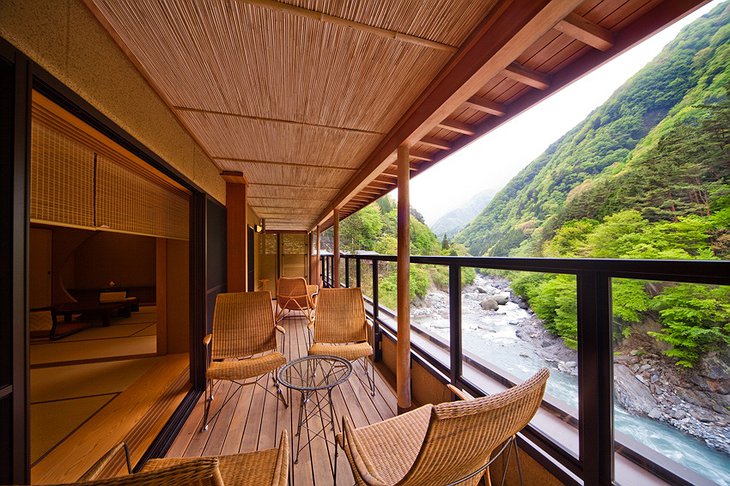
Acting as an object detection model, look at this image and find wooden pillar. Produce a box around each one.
[316,225,321,287]
[333,209,340,287]
[397,145,412,411]
[223,172,247,292]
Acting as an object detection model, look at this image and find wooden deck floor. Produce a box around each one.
[166,312,397,485]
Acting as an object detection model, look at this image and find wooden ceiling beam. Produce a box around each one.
[409,149,433,162]
[314,0,584,230]
[249,182,341,190]
[502,62,550,90]
[464,96,507,116]
[437,119,475,136]
[176,106,384,135]
[245,0,458,53]
[419,136,451,151]
[220,171,247,184]
[215,158,358,172]
[555,12,614,52]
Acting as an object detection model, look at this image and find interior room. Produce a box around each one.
[26,93,193,480]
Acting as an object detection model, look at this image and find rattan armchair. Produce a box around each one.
[62,430,289,485]
[275,277,318,340]
[308,287,375,396]
[202,291,288,432]
[337,368,549,486]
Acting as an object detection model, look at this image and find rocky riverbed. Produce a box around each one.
[413,273,730,459]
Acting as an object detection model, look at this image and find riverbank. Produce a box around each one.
[460,273,730,456]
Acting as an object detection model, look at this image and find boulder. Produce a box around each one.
[480,298,499,311]
[494,292,510,305]
[614,363,657,415]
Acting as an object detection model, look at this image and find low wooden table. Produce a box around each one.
[53,302,124,326]
[50,298,139,340]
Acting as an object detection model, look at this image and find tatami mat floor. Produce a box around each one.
[30,306,160,465]
[30,306,157,366]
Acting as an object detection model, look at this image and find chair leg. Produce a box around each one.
[274,370,288,408]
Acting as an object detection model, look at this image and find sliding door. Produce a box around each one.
[0,43,29,485]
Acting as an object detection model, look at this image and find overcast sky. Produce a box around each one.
[401,1,722,226]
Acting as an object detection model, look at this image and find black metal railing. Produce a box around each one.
[320,252,729,486]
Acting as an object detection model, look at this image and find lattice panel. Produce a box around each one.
[30,120,95,228]
[282,233,307,255]
[96,154,189,240]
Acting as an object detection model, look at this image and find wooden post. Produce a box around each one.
[397,145,412,412]
[316,225,321,287]
[155,238,167,356]
[223,172,247,292]
[333,208,340,287]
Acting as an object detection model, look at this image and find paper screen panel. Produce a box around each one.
[30,120,95,228]
[96,154,189,240]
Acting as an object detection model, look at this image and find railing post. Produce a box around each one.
[449,264,462,385]
[577,271,613,486]
[356,256,361,287]
[345,255,350,288]
[372,259,381,362]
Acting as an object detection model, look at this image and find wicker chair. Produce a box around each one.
[308,287,375,396]
[275,277,318,342]
[202,291,288,432]
[337,368,549,486]
[60,430,289,485]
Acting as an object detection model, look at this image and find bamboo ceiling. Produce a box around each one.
[84,0,706,231]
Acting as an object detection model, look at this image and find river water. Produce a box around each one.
[411,275,730,486]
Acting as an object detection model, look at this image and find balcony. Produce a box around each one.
[1,0,725,485]
[320,253,730,486]
[169,311,397,486]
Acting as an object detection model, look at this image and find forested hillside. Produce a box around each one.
[455,4,730,259]
[323,196,474,309]
[455,3,730,366]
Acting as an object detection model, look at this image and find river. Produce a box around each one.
[411,275,730,486]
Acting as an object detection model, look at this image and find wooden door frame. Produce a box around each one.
[0,35,215,480]
[0,38,30,486]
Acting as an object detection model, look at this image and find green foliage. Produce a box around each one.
[339,205,383,252]
[649,284,730,367]
[528,275,578,349]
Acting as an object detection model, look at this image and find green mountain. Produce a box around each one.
[454,4,730,366]
[430,188,496,238]
[455,4,730,258]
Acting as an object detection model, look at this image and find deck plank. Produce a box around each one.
[171,312,396,485]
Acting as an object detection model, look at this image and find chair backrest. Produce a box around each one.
[400,368,549,486]
[277,277,310,309]
[211,291,277,359]
[314,287,367,343]
[55,457,223,486]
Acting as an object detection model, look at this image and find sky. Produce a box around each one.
[402,0,723,226]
